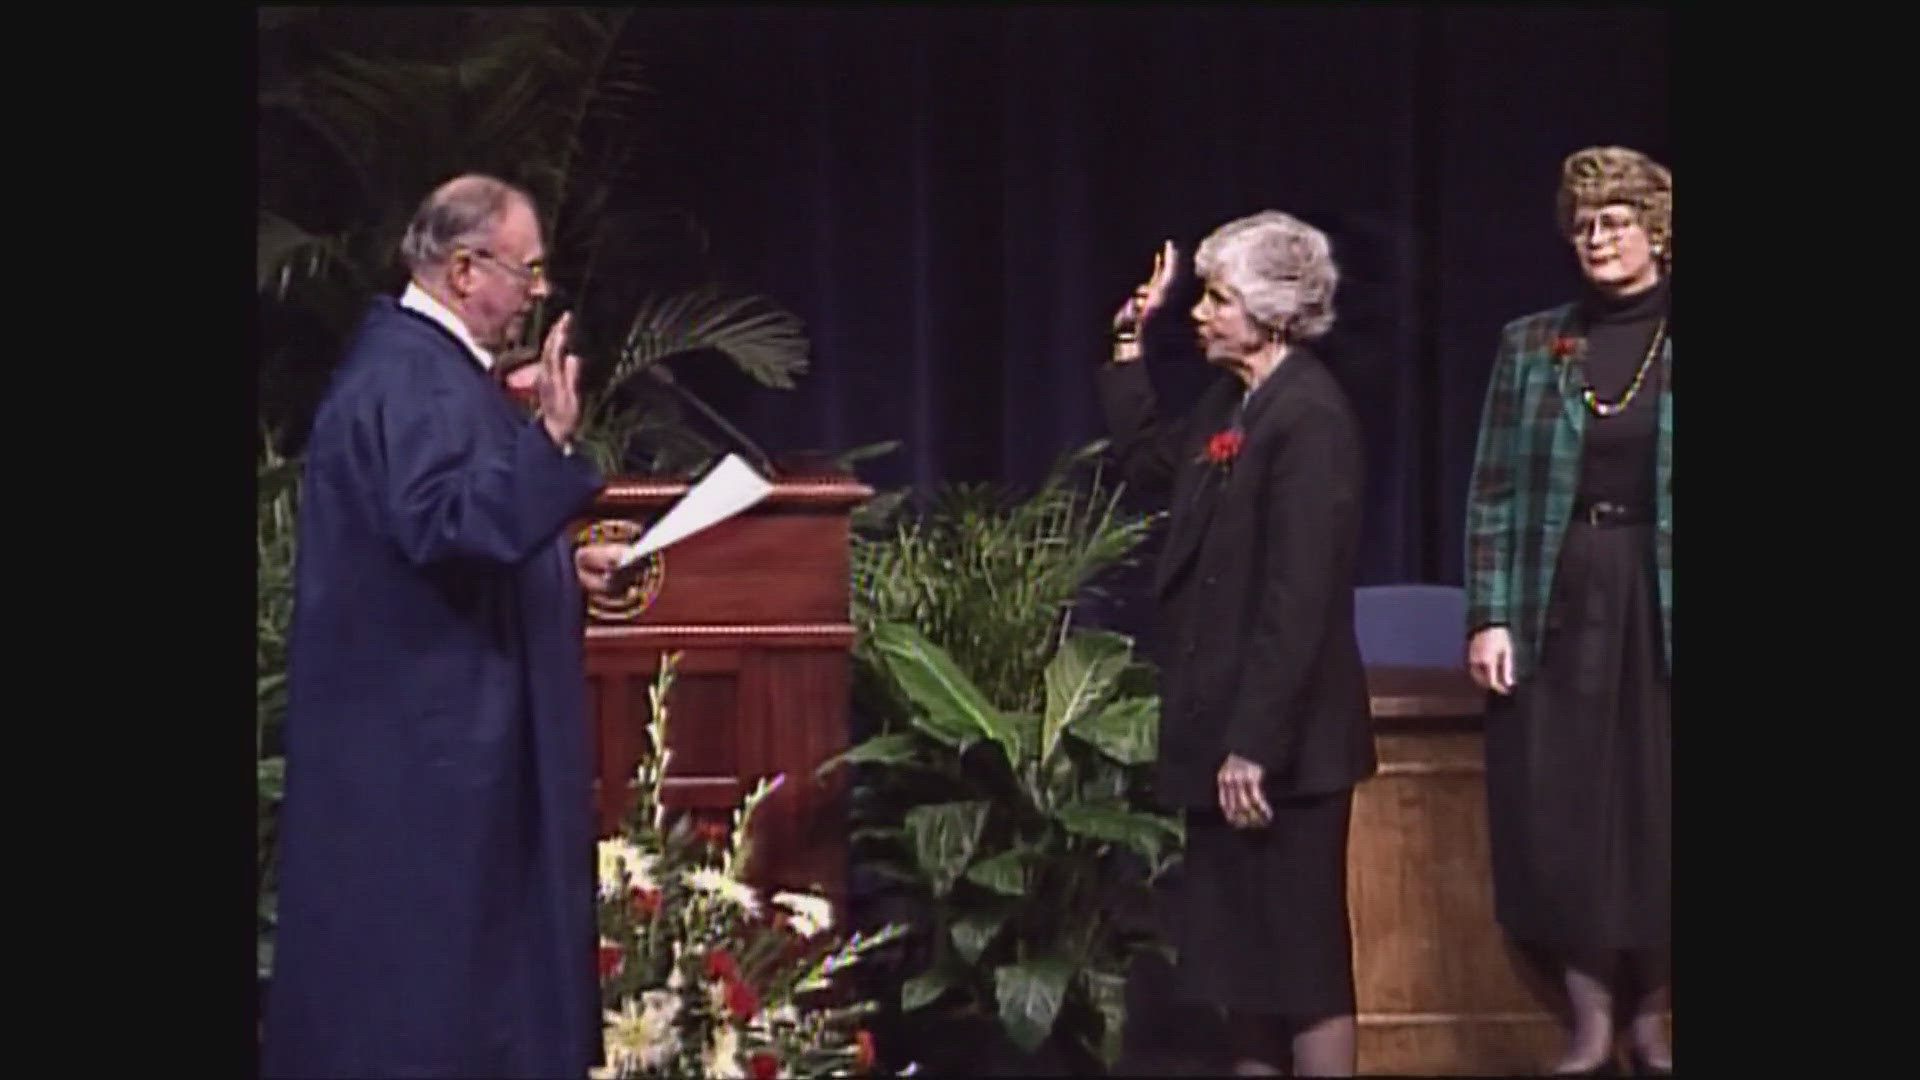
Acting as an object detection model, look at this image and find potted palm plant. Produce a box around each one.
[825,442,1182,1074]
[256,7,812,471]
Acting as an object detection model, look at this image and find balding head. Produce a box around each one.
[400,175,549,352]
[399,175,537,273]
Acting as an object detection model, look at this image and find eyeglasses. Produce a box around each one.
[465,248,547,288]
[1568,210,1641,242]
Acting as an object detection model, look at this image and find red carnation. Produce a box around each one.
[1551,334,1581,358]
[630,886,661,918]
[854,1029,877,1072]
[1203,428,1244,466]
[705,948,740,983]
[597,942,624,980]
[749,1051,780,1080]
[725,975,761,1021]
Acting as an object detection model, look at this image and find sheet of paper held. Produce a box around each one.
[616,453,774,566]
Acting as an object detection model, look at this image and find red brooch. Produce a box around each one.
[1202,428,1244,468]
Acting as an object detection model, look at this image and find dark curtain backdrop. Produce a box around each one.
[610,4,1669,593]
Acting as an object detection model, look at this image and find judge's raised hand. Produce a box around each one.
[1467,626,1516,695]
[573,542,629,596]
[1111,239,1180,335]
[1217,753,1273,829]
[536,311,582,447]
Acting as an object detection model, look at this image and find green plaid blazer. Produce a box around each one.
[1464,302,1673,680]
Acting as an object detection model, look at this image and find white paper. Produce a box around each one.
[617,453,774,566]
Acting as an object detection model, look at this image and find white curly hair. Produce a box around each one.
[1193,210,1339,341]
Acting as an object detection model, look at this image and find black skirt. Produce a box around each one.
[1167,788,1357,1018]
[1484,521,1671,950]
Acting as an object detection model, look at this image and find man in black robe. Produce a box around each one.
[264,175,625,1079]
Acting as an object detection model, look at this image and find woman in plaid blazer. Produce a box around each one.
[1464,147,1673,1077]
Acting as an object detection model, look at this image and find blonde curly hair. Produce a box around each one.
[1555,146,1672,265]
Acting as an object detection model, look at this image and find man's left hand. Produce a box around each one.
[1216,753,1273,829]
[573,542,629,595]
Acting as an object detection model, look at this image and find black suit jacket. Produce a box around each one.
[1098,347,1377,810]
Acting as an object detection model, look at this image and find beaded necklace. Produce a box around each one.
[1581,316,1666,418]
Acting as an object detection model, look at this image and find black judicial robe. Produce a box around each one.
[263,297,604,1078]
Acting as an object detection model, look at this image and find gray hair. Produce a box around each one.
[398,174,534,271]
[1193,210,1339,341]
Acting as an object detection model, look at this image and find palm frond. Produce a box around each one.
[832,440,903,472]
[613,288,811,390]
[258,211,359,299]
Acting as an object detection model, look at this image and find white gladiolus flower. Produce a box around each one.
[601,991,680,1076]
[686,867,761,916]
[771,891,834,937]
[636,991,681,1069]
[702,1022,747,1079]
[596,839,657,896]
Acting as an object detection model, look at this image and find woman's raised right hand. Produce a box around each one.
[1112,239,1179,334]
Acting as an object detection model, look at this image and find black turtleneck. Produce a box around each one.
[1574,276,1668,511]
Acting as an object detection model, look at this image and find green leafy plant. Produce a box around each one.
[826,442,1179,1071]
[257,430,300,980]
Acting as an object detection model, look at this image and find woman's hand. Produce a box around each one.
[1112,239,1180,336]
[1217,753,1273,829]
[1467,626,1516,695]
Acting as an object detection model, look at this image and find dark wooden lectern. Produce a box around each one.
[577,470,871,910]
[1349,667,1671,1074]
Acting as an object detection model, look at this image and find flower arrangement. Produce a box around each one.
[594,654,911,1078]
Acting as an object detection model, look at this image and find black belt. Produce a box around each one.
[1572,500,1653,526]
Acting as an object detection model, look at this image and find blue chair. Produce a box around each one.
[1353,583,1467,668]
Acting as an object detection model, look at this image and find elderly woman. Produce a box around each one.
[1464,147,1673,1076]
[1098,211,1376,1077]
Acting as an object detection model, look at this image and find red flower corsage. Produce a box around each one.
[1201,428,1244,469]
[1550,334,1583,360]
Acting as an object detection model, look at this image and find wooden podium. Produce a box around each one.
[1349,666,1561,1075]
[576,468,871,910]
[1349,667,1672,1075]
